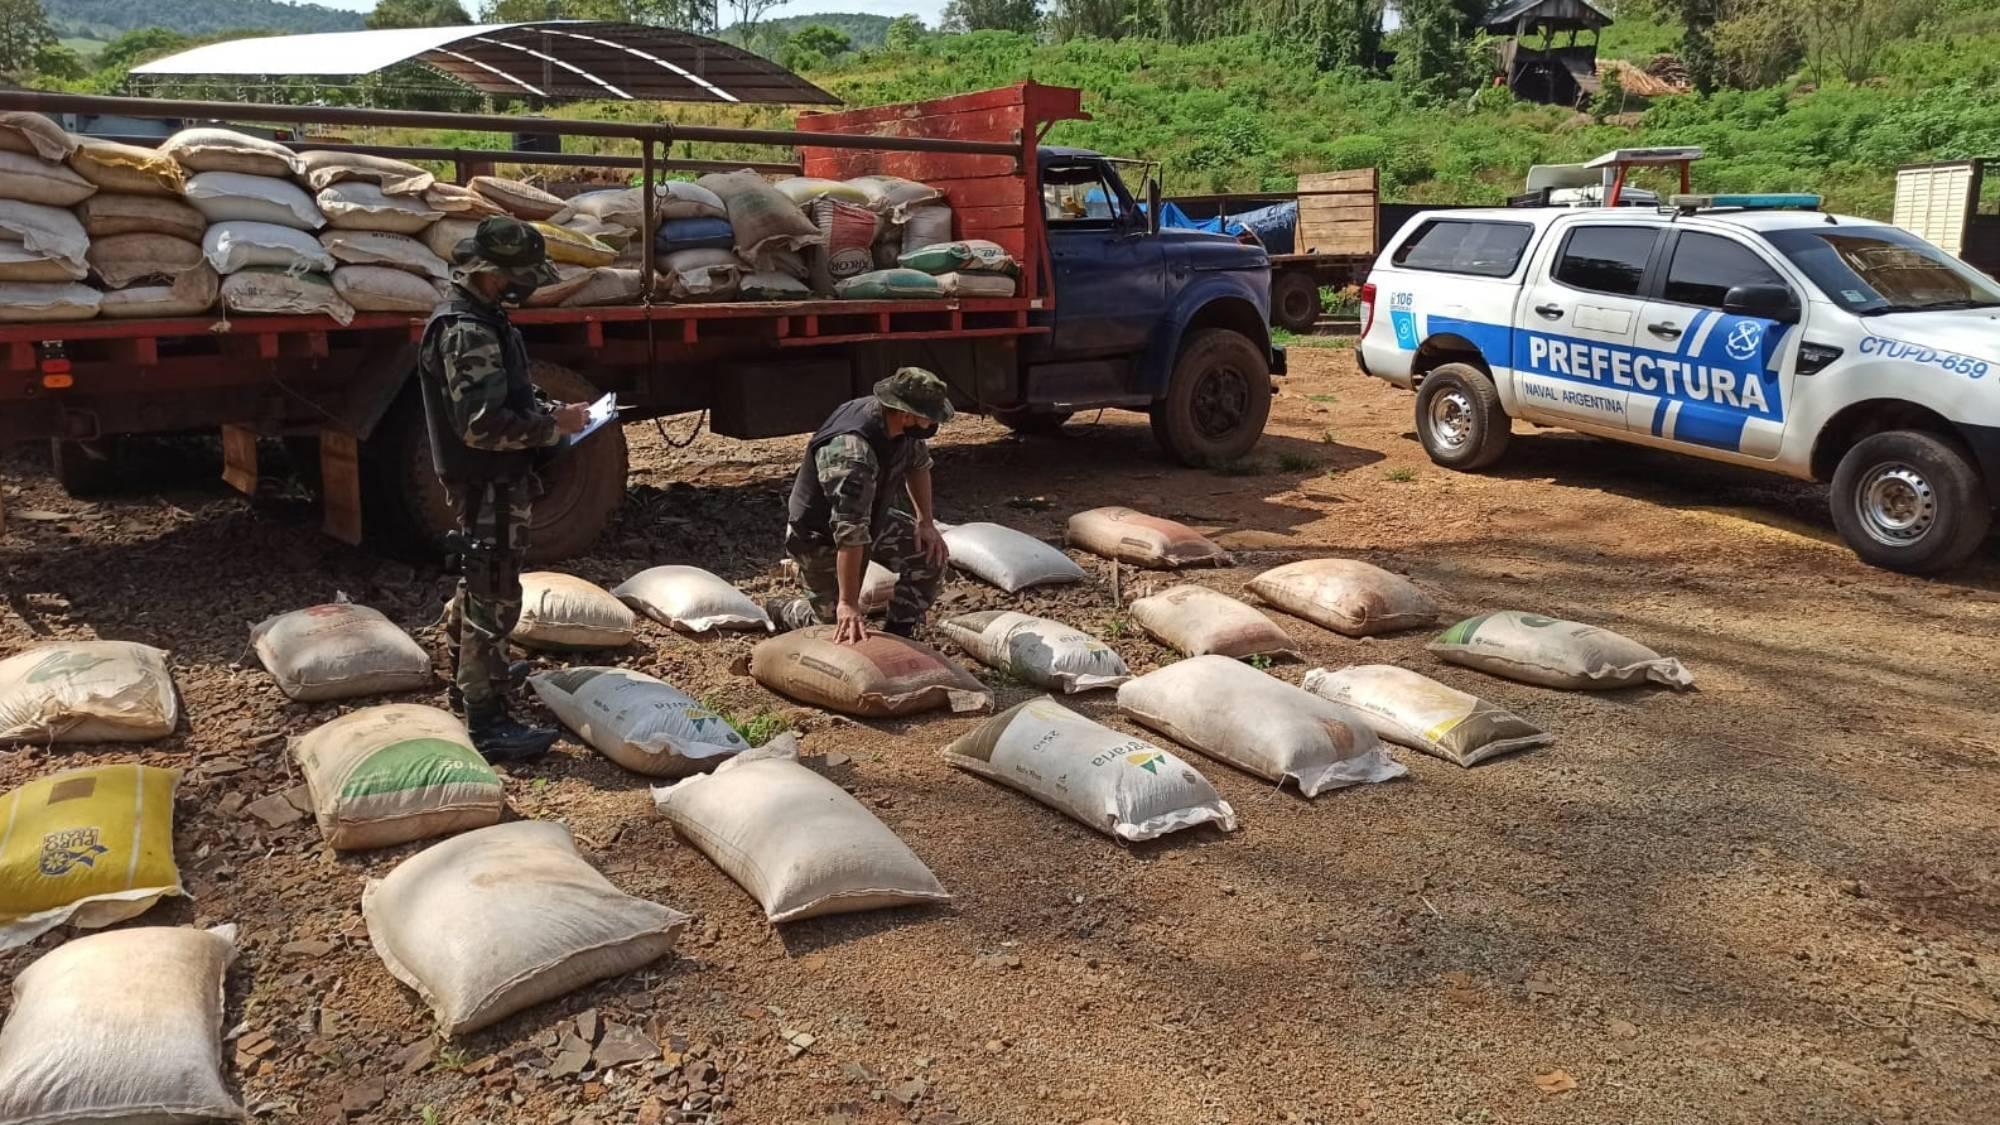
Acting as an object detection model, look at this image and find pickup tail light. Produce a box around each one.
[1360,282,1377,338]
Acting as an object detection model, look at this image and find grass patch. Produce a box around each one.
[1276,451,1319,472]
[1384,467,1417,483]
[1283,335,1356,350]
[1102,614,1131,641]
[1246,653,1275,670]
[437,1046,474,1071]
[1307,393,1338,403]
[702,696,792,747]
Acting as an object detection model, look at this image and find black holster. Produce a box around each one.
[445,480,518,600]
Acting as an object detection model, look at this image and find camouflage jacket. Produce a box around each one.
[426,285,556,453]
[814,432,933,548]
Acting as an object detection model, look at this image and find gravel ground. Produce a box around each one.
[2,347,1997,1125]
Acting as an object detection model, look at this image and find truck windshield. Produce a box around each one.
[1044,165,1125,224]
[1760,225,2000,315]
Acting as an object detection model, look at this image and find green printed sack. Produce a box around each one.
[294,704,502,851]
[897,239,1017,276]
[835,268,945,300]
[1428,611,1694,691]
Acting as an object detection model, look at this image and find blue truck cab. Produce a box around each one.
[1010,146,1285,465]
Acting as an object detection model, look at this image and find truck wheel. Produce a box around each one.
[365,361,627,563]
[1270,271,1321,334]
[1829,430,1990,575]
[995,407,1072,437]
[48,438,118,497]
[1414,363,1511,471]
[1150,328,1272,467]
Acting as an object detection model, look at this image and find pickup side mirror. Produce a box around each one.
[1722,283,1799,324]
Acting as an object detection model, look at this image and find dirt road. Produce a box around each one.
[2,348,1996,1125]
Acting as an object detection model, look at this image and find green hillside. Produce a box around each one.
[727,12,894,49]
[44,0,362,40]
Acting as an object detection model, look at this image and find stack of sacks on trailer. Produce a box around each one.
[69,134,219,318]
[482,179,649,307]
[0,113,101,322]
[697,170,821,298]
[898,238,1020,298]
[298,150,454,314]
[833,174,954,300]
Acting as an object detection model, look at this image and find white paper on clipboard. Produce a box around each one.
[562,393,618,446]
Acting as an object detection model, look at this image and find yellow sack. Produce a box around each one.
[0,764,182,950]
[532,222,618,267]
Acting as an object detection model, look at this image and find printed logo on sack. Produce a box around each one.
[24,651,112,685]
[38,828,109,876]
[1125,751,1165,775]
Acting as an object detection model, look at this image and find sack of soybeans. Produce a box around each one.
[183,171,325,230]
[774,556,897,613]
[657,179,729,220]
[897,204,953,255]
[321,229,449,279]
[521,265,597,308]
[941,521,1085,592]
[0,150,96,207]
[1119,656,1404,795]
[654,735,949,921]
[899,238,1015,275]
[698,170,821,264]
[1246,558,1438,637]
[0,243,84,282]
[836,268,944,299]
[775,176,869,206]
[87,232,203,289]
[660,247,740,301]
[532,667,746,777]
[740,270,811,300]
[1429,611,1694,691]
[807,196,878,294]
[515,571,635,649]
[364,820,689,1036]
[942,697,1236,842]
[0,199,89,271]
[99,264,220,319]
[533,221,618,267]
[1130,585,1298,660]
[0,925,242,1124]
[424,217,479,262]
[614,565,770,633]
[558,266,643,307]
[423,181,507,219]
[1302,664,1550,767]
[67,137,184,195]
[937,271,1016,298]
[250,601,432,702]
[294,704,501,851]
[221,268,355,324]
[298,149,434,194]
[0,282,99,321]
[0,764,182,949]
[848,174,944,220]
[941,611,1130,694]
[1067,506,1232,569]
[161,127,301,178]
[0,112,73,162]
[317,182,443,234]
[332,264,444,312]
[204,221,334,274]
[470,175,564,220]
[74,192,205,242]
[751,627,991,718]
[0,641,178,742]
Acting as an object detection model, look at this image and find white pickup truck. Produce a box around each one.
[1356,198,2000,573]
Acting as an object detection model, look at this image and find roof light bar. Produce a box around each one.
[1671,193,1822,212]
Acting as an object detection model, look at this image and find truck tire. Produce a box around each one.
[995,407,1073,437]
[1270,270,1321,334]
[1415,363,1511,471]
[1829,429,1990,575]
[364,361,627,563]
[1149,328,1272,467]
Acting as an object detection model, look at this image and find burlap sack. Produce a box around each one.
[317,182,443,234]
[531,667,746,777]
[0,281,99,322]
[848,174,945,221]
[363,821,688,1036]
[333,265,446,312]
[750,627,991,718]
[0,150,96,207]
[514,571,636,649]
[250,602,432,702]
[0,243,84,283]
[0,641,178,742]
[1303,664,1551,767]
[160,127,302,177]
[74,193,205,241]
[0,112,74,162]
[942,697,1237,842]
[294,704,502,851]
[697,170,822,265]
[98,265,219,319]
[1129,585,1299,660]
[1429,612,1695,691]
[653,736,949,921]
[470,175,565,220]
[424,217,479,262]
[298,149,434,195]
[68,138,184,195]
[221,269,355,324]
[940,611,1131,694]
[1066,506,1232,569]
[1246,558,1438,637]
[1118,656,1406,796]
[87,233,204,289]
[422,182,507,219]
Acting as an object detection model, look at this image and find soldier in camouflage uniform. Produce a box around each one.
[770,369,956,643]
[417,217,589,761]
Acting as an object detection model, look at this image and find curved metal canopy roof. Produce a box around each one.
[130,21,839,106]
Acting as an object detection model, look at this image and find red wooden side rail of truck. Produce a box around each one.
[0,83,1280,560]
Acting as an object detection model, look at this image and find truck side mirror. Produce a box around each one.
[1148,174,1162,236]
[1722,283,1798,324]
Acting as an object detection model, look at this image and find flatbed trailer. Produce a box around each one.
[0,83,1280,560]
[1165,169,1381,333]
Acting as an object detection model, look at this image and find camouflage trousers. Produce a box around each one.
[443,478,535,712]
[779,507,943,632]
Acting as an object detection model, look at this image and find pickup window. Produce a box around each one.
[1552,225,1659,296]
[1044,164,1125,225]
[1390,219,1533,278]
[1662,231,1788,308]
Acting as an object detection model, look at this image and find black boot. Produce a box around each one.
[447,660,537,714]
[466,698,558,764]
[882,618,918,639]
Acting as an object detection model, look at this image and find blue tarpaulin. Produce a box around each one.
[1157,200,1299,255]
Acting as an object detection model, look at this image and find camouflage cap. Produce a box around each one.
[874,367,955,427]
[453,215,561,290]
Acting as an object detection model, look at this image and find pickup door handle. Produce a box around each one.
[1534,303,1564,320]
[1647,321,1683,339]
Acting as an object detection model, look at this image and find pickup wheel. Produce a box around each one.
[1829,429,1990,575]
[1270,270,1322,334]
[1150,328,1272,467]
[1415,363,1511,471]
[364,361,627,563]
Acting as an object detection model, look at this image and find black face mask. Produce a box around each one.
[907,422,939,440]
[499,281,538,306]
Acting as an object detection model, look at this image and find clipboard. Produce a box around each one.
[561,393,619,447]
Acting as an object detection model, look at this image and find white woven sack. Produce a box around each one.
[1429,611,1695,691]
[942,697,1237,842]
[0,199,88,270]
[317,182,444,234]
[0,281,98,322]
[0,925,242,1124]
[653,736,950,922]
[514,571,636,649]
[221,269,355,324]
[364,820,689,1037]
[0,112,75,162]
[938,271,1016,297]
[204,221,334,274]
[940,610,1131,694]
[74,193,205,241]
[614,565,771,633]
[1118,656,1405,796]
[939,521,1084,592]
[1247,558,1437,637]
[294,704,502,851]
[0,641,177,742]
[333,265,446,312]
[424,218,479,262]
[1302,664,1552,767]
[532,667,746,778]
[470,175,564,220]
[320,229,448,279]
[0,242,84,283]
[250,601,432,702]
[183,171,324,230]
[160,127,302,177]
[0,150,96,207]
[1129,585,1299,660]
[298,149,434,194]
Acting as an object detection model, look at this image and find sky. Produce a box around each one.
[310,0,956,26]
